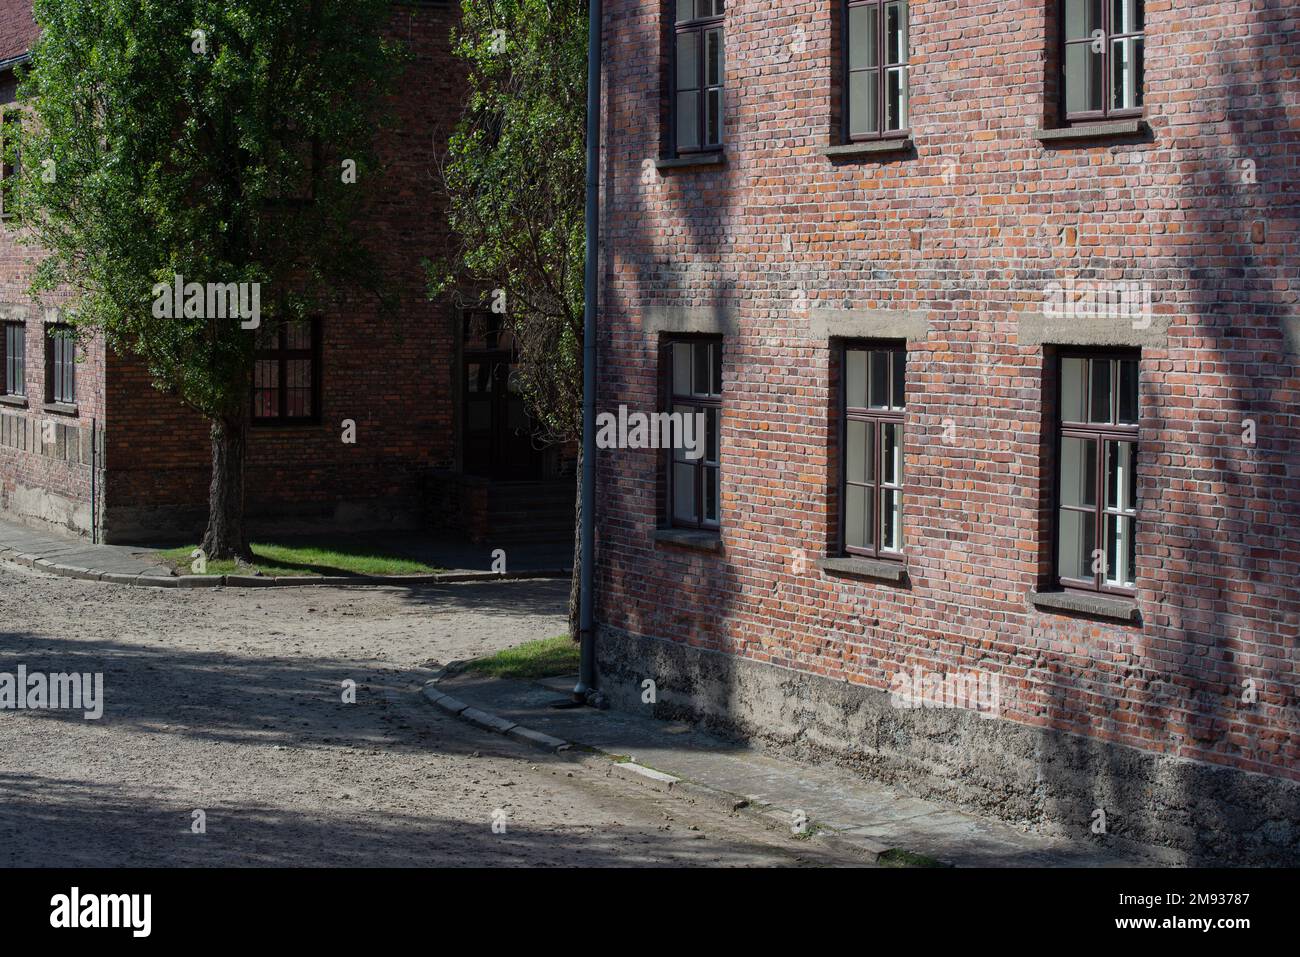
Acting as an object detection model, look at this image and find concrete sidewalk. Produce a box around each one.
[433,669,1174,868]
[0,518,175,580]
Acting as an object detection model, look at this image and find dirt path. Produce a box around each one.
[0,560,863,867]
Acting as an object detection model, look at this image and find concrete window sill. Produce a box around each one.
[654,152,726,171]
[822,138,913,160]
[816,556,908,584]
[1033,119,1146,143]
[43,402,79,417]
[1029,589,1141,624]
[654,528,723,553]
[0,394,29,408]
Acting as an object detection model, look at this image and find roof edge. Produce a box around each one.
[0,52,32,73]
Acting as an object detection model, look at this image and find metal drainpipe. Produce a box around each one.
[91,418,98,545]
[573,0,602,704]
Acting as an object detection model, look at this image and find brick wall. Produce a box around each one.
[596,0,1299,794]
[0,41,105,535]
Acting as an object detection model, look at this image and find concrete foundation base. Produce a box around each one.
[4,486,94,539]
[596,625,1300,866]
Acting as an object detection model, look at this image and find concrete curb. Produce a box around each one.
[0,543,569,589]
[419,670,895,865]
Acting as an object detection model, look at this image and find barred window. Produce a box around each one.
[844,0,910,141]
[666,337,722,530]
[1057,352,1140,593]
[2,322,24,397]
[1062,0,1144,121]
[45,325,75,406]
[252,319,320,423]
[842,344,906,557]
[672,0,725,153]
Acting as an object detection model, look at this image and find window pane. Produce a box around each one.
[710,340,722,395]
[1105,514,1135,586]
[880,488,903,551]
[255,359,278,390]
[673,462,697,522]
[849,70,879,136]
[845,484,868,550]
[1060,436,1097,508]
[1064,0,1102,41]
[286,321,312,351]
[1106,440,1136,512]
[673,342,691,395]
[891,348,905,409]
[1058,509,1095,580]
[1118,359,1138,423]
[705,28,722,87]
[1112,0,1144,33]
[869,349,890,408]
[692,341,709,395]
[848,5,879,71]
[846,349,867,407]
[884,1,908,65]
[676,92,699,150]
[1061,357,1086,421]
[704,465,719,523]
[676,0,693,23]
[676,32,699,90]
[705,88,722,146]
[1110,37,1143,110]
[288,360,312,416]
[671,404,693,462]
[885,66,908,130]
[846,419,873,484]
[882,422,902,485]
[1065,43,1104,114]
[1090,358,1112,422]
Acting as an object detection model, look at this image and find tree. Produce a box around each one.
[431,0,587,636]
[7,0,402,559]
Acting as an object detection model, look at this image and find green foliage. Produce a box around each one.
[8,0,403,419]
[434,0,587,443]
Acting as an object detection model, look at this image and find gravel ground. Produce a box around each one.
[0,560,861,867]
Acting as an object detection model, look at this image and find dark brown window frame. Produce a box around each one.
[841,0,911,143]
[251,318,322,426]
[1053,349,1140,597]
[663,335,722,532]
[1059,0,1145,124]
[840,341,906,560]
[670,0,725,156]
[1,321,24,397]
[44,324,75,406]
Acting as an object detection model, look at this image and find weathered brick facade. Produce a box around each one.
[0,1,475,542]
[595,0,1299,861]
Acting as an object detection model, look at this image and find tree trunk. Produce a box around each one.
[568,443,582,643]
[200,415,252,562]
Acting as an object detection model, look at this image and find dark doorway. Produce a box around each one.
[462,310,544,479]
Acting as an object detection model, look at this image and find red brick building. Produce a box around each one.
[0,0,572,545]
[594,0,1299,862]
